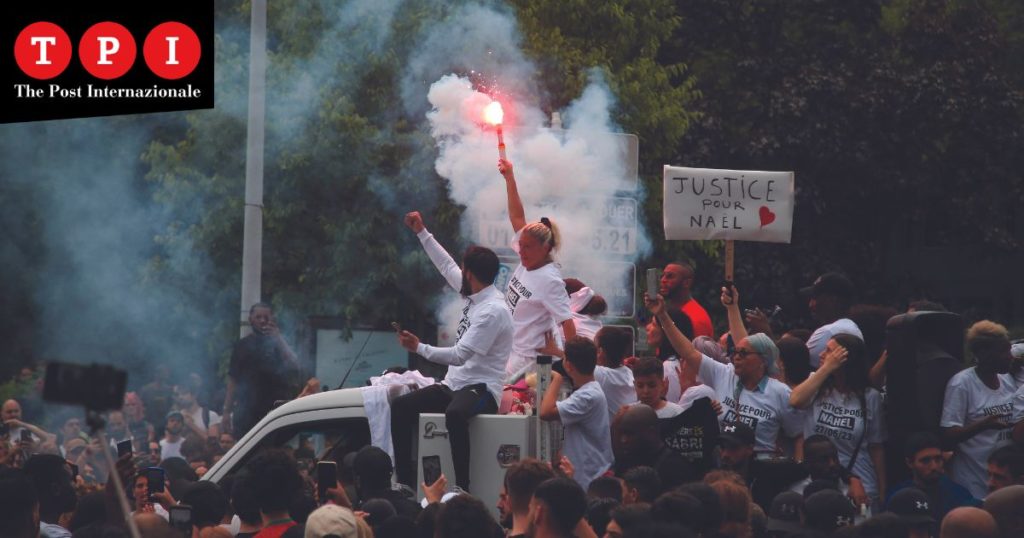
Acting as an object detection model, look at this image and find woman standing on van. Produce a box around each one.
[498,159,576,381]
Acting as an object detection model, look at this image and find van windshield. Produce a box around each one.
[213,417,371,482]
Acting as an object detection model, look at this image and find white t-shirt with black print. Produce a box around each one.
[698,355,801,453]
[802,383,886,498]
[940,368,1016,499]
[504,230,573,376]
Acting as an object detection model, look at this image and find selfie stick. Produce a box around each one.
[88,412,142,538]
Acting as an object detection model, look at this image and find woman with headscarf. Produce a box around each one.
[790,333,884,509]
[647,285,803,455]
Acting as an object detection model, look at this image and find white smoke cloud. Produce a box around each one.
[0,1,653,404]
[416,5,651,336]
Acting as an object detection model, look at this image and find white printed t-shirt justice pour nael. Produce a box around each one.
[698,354,800,453]
[504,229,574,376]
[940,368,1016,499]
[802,383,886,498]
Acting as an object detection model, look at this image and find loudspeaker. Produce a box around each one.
[883,311,964,484]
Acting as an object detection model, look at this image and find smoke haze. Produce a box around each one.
[0,1,650,423]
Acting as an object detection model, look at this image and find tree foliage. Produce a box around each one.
[668,0,1024,321]
[139,0,704,374]
[4,0,1022,385]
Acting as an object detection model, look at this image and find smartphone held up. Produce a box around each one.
[646,268,660,301]
[316,460,337,505]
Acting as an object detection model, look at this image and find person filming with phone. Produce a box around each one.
[391,211,514,493]
[2,398,55,452]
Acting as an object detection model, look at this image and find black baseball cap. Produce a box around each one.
[769,491,804,521]
[804,489,856,532]
[718,422,755,448]
[354,446,393,480]
[765,490,804,534]
[800,272,855,300]
[887,487,936,526]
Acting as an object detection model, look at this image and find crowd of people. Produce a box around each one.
[2,157,1024,537]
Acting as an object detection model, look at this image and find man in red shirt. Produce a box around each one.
[659,262,714,339]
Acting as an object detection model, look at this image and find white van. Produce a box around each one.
[203,387,538,518]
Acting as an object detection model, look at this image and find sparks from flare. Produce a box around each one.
[483,100,507,160]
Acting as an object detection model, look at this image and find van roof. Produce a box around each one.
[267,387,366,417]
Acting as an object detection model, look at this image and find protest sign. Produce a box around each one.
[663,166,794,243]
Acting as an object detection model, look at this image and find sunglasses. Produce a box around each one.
[733,349,761,358]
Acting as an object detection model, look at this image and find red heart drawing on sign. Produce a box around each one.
[759,206,776,228]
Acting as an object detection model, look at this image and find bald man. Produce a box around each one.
[659,262,714,338]
[940,507,998,538]
[983,484,1024,538]
[2,399,52,449]
[1,399,21,422]
[612,404,693,491]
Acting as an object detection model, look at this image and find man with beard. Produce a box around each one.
[886,432,979,520]
[123,392,155,445]
[391,211,514,491]
[159,411,186,461]
[658,262,713,338]
[105,411,129,443]
[173,381,221,440]
[223,302,301,437]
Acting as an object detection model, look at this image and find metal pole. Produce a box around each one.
[240,0,267,337]
[535,355,552,463]
[724,240,735,285]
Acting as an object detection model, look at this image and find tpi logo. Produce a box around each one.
[14,21,200,80]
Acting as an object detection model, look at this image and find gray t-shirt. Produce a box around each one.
[802,384,886,498]
[594,365,638,421]
[557,380,612,489]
